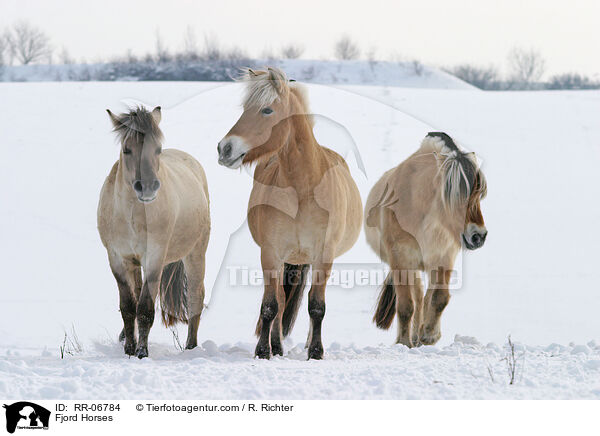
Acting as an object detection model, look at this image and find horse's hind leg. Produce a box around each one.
[307,261,332,360]
[183,238,208,350]
[420,268,452,345]
[109,253,139,356]
[270,298,285,356]
[392,272,415,347]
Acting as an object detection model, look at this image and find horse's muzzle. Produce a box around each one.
[133,179,160,203]
[217,136,248,169]
[462,230,487,250]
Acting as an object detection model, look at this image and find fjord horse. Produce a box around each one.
[365,132,487,347]
[218,67,362,359]
[98,106,210,358]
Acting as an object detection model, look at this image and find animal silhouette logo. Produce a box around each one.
[2,402,50,433]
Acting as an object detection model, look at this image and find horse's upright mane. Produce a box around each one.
[238,67,311,117]
[110,106,163,144]
[422,132,487,209]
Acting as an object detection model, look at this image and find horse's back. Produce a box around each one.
[364,150,438,259]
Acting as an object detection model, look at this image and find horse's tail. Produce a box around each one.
[373,272,396,330]
[160,260,189,327]
[255,263,310,337]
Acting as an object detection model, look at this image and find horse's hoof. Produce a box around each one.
[420,331,441,345]
[185,342,197,350]
[255,345,271,359]
[124,342,137,356]
[271,343,283,356]
[136,347,148,359]
[308,344,323,360]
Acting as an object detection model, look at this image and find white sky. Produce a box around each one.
[1,0,598,77]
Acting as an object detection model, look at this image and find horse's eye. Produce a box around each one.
[123,148,131,155]
[261,107,273,115]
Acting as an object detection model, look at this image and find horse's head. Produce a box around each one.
[107,106,163,203]
[428,132,488,250]
[462,169,487,250]
[218,67,308,169]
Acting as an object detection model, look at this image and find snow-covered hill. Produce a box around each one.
[1,58,474,89]
[1,81,599,399]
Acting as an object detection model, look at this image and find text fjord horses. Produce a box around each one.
[218,68,362,359]
[98,106,210,358]
[365,132,487,347]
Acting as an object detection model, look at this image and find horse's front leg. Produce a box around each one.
[307,261,332,360]
[109,253,139,356]
[255,251,283,359]
[420,267,452,345]
[136,256,164,359]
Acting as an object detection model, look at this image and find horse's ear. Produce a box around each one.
[151,106,162,124]
[247,68,257,77]
[106,109,121,128]
[267,67,286,95]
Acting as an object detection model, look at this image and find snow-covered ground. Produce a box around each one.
[1,81,599,399]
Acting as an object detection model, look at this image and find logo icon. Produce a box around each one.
[3,402,50,434]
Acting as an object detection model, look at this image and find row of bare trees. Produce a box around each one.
[447,47,598,90]
[0,21,597,89]
[0,21,361,68]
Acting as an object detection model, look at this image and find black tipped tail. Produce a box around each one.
[160,260,188,327]
[281,264,310,337]
[255,263,310,337]
[373,272,396,330]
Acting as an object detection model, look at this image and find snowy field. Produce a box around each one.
[1,80,600,399]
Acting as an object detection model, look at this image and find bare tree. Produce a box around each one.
[334,35,360,60]
[126,49,139,64]
[366,46,378,71]
[7,22,52,65]
[59,46,74,65]
[260,47,276,61]
[182,25,199,60]
[411,59,424,76]
[280,43,304,59]
[0,33,8,74]
[447,64,500,90]
[224,46,249,61]
[202,32,222,61]
[154,29,171,63]
[507,46,545,88]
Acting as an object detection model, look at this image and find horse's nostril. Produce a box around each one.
[471,234,481,245]
[133,181,143,192]
[151,180,160,191]
[223,143,232,157]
